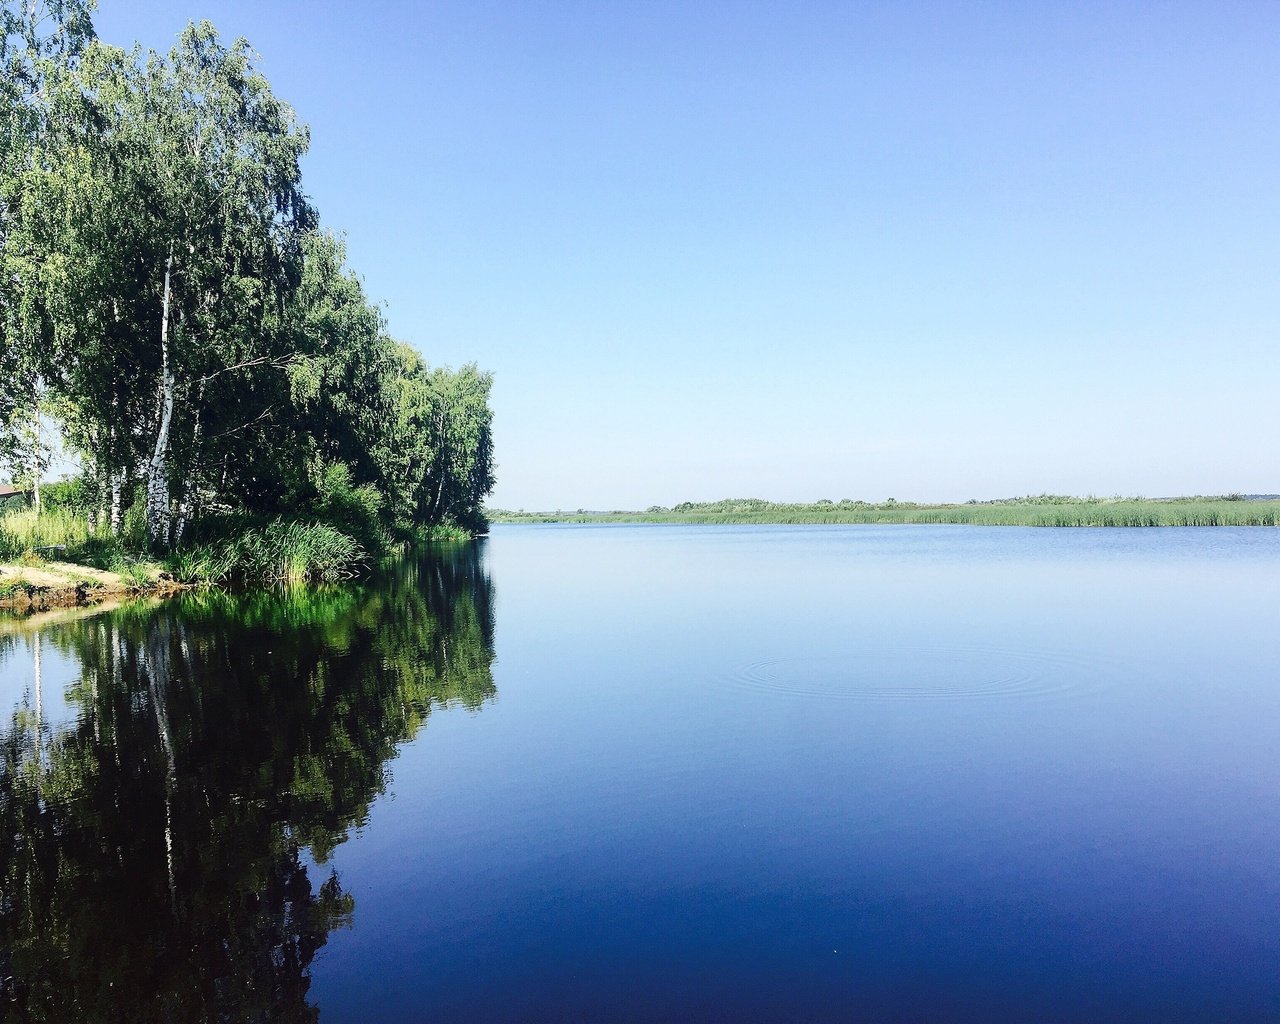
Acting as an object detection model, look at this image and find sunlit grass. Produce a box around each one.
[0,506,96,559]
[1,506,366,587]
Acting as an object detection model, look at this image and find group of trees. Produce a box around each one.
[1,0,493,547]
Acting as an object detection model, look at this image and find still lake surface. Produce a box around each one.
[2,524,1278,1022]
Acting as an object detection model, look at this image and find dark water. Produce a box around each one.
[2,525,1278,1022]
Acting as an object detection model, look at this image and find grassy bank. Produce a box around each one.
[489,496,1280,528]
[0,503,370,600]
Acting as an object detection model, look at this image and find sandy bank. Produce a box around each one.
[0,561,183,612]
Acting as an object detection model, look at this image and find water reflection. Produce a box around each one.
[0,544,495,1022]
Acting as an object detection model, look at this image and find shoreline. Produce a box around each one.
[488,498,1280,529]
[0,561,186,612]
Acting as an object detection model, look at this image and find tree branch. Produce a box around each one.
[196,354,293,386]
[206,402,279,441]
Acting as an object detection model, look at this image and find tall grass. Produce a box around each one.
[231,520,366,581]
[0,506,97,560]
[169,520,366,584]
[2,503,366,587]
[405,522,476,543]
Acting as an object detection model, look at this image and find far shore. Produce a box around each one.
[488,496,1280,529]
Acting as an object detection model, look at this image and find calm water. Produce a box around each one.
[2,525,1279,1022]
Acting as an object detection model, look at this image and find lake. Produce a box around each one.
[2,524,1278,1022]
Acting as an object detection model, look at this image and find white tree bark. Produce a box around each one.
[145,244,176,548]
[28,397,41,515]
[110,467,124,534]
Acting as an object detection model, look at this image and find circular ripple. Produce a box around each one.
[724,645,1119,703]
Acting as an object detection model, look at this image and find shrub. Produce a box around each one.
[40,477,95,517]
[315,462,389,554]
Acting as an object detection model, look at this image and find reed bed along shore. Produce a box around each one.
[489,497,1280,528]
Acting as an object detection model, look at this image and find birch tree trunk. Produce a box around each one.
[29,400,41,515]
[145,244,176,548]
[30,465,41,515]
[88,459,100,531]
[110,467,124,534]
[173,400,203,545]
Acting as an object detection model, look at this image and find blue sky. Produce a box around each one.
[96,1,1278,508]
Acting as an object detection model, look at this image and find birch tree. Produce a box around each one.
[7,22,313,546]
[126,24,314,546]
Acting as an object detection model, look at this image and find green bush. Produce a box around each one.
[314,461,388,554]
[39,477,95,517]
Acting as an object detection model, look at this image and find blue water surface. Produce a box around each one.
[2,525,1278,1022]
[319,525,1280,1022]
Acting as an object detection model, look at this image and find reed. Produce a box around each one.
[220,519,366,583]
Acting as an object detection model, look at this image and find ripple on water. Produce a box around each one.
[723,645,1121,703]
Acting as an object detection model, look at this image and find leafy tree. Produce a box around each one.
[7,22,313,546]
[0,0,96,435]
[283,231,396,495]
[384,347,495,535]
[2,6,496,548]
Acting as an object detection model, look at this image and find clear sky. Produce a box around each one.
[94,1,1278,509]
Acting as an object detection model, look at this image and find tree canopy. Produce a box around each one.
[0,1,494,550]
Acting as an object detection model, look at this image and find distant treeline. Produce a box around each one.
[489,495,1280,527]
[0,1,494,559]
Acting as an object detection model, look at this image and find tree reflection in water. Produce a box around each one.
[0,543,495,1022]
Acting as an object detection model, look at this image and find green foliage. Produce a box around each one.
[383,348,495,536]
[0,1,97,429]
[164,543,239,586]
[1,5,495,552]
[225,520,366,582]
[63,532,124,570]
[0,578,31,599]
[0,505,91,557]
[115,558,152,589]
[34,476,91,515]
[314,461,388,555]
[171,512,366,582]
[119,492,147,549]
